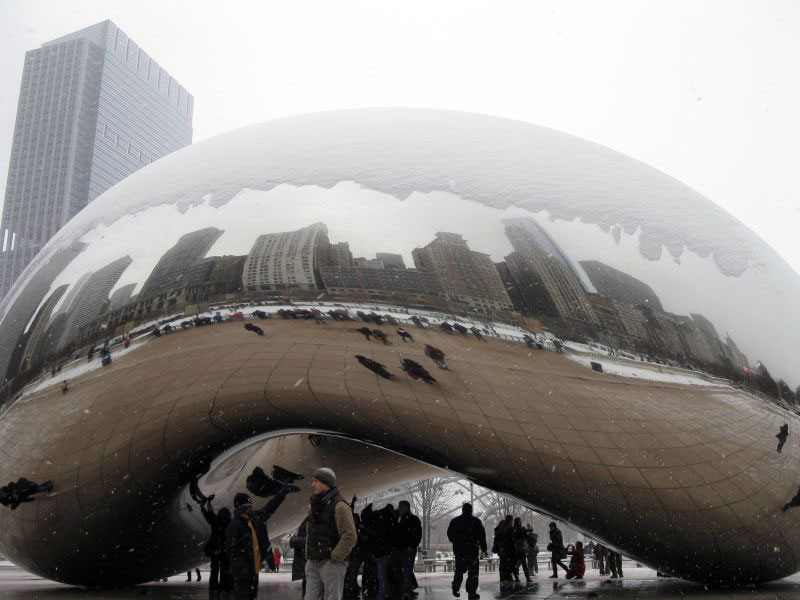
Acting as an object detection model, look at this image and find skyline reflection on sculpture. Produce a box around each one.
[5,207,784,405]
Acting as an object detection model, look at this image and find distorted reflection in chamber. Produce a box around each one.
[0,109,799,587]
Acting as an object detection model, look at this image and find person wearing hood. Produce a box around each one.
[226,483,296,600]
[305,468,357,600]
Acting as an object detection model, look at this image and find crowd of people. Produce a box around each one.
[184,463,632,600]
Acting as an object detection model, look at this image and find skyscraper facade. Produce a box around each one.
[243,223,330,291]
[0,20,193,298]
[412,232,512,312]
[139,227,223,298]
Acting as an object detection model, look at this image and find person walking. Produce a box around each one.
[511,517,532,584]
[355,355,395,379]
[200,498,231,597]
[524,525,538,576]
[305,468,357,600]
[492,516,515,589]
[546,522,569,578]
[446,503,487,600]
[226,483,295,600]
[186,568,201,582]
[777,424,789,453]
[273,547,282,573]
[397,328,414,343]
[392,500,422,600]
[608,549,624,578]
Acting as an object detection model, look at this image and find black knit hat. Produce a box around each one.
[234,492,251,508]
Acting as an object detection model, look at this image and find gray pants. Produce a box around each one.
[306,559,348,600]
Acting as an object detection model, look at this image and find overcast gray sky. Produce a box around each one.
[1,0,798,276]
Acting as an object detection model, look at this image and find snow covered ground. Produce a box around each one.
[22,338,150,396]
[565,352,719,386]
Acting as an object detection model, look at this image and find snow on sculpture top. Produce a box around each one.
[1,108,798,390]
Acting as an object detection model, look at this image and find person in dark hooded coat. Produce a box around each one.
[355,355,395,379]
[371,329,390,345]
[424,344,448,370]
[201,498,232,595]
[400,359,436,384]
[226,484,296,600]
[396,328,414,343]
[452,323,469,336]
[777,423,789,453]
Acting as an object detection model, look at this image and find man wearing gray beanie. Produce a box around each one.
[305,467,357,600]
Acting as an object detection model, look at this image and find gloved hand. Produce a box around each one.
[281,482,301,495]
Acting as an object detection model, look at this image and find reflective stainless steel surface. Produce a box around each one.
[0,108,798,586]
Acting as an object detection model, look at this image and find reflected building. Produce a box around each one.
[139,227,223,298]
[0,20,193,299]
[243,223,330,291]
[107,283,137,312]
[412,232,512,312]
[185,255,246,303]
[504,219,597,326]
[353,257,385,269]
[375,253,406,269]
[328,242,354,268]
[319,265,442,303]
[58,255,132,349]
[18,285,68,374]
[580,259,664,311]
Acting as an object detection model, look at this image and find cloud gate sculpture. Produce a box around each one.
[1,108,799,587]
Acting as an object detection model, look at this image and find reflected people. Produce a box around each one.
[0,109,799,588]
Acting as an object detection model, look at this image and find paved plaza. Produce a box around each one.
[5,564,800,600]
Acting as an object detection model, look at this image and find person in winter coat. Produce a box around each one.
[290,517,308,596]
[400,359,436,384]
[512,517,532,583]
[201,498,232,595]
[391,500,422,600]
[564,543,585,579]
[524,525,538,575]
[424,344,448,369]
[343,513,365,599]
[447,503,487,600]
[469,327,486,342]
[492,516,516,588]
[396,328,414,343]
[547,522,569,578]
[371,329,390,345]
[273,548,282,573]
[305,468,357,600]
[226,484,296,600]
[355,355,395,379]
[777,423,789,453]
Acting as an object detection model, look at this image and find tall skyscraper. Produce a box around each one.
[412,232,512,312]
[0,20,194,298]
[503,219,597,325]
[58,255,133,349]
[243,223,330,291]
[139,227,223,298]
